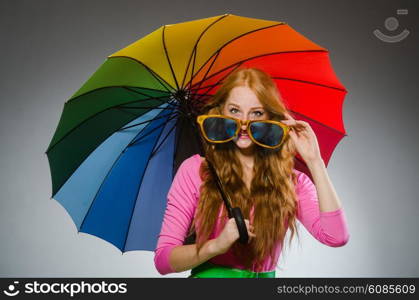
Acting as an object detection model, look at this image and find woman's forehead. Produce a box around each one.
[224,93,264,109]
[224,98,264,109]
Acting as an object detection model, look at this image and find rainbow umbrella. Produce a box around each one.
[46,14,347,253]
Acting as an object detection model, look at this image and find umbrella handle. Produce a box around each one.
[231,207,249,244]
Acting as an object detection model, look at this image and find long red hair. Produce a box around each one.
[189,67,300,271]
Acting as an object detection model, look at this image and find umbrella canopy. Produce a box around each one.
[46,13,347,253]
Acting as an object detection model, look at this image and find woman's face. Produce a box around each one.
[222,85,269,150]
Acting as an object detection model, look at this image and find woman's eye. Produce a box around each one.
[253,111,264,117]
[230,108,239,114]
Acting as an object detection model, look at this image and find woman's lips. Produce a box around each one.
[239,132,250,139]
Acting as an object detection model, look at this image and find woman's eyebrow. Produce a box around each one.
[228,103,264,110]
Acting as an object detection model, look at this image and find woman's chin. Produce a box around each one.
[234,139,254,150]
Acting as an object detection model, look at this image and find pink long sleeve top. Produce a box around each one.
[154,154,350,275]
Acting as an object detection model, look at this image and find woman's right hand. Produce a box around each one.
[213,218,256,255]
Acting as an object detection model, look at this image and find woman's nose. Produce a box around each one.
[240,120,248,130]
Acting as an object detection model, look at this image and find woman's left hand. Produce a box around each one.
[281,112,322,164]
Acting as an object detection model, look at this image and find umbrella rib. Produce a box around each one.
[190,50,346,106]
[271,76,347,92]
[162,25,180,91]
[120,86,179,109]
[190,49,328,92]
[77,109,171,236]
[184,22,285,89]
[149,117,178,158]
[121,109,176,252]
[114,98,175,118]
[66,84,173,105]
[114,107,146,118]
[180,14,229,89]
[105,56,175,94]
[137,59,175,93]
[49,110,175,198]
[186,43,198,101]
[189,50,224,104]
[192,73,347,95]
[189,62,245,108]
[117,105,173,110]
[46,95,172,154]
[118,112,175,131]
[289,109,347,136]
[127,113,179,147]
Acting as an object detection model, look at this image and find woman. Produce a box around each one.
[154,67,350,278]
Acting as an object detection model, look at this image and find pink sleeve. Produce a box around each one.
[295,171,350,247]
[153,156,200,275]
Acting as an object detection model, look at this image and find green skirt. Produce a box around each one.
[189,261,276,278]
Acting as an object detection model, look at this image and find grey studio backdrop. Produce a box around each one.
[0,0,418,278]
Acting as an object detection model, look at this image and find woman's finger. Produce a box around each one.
[288,130,297,141]
[284,112,295,122]
[281,119,296,127]
[293,121,307,129]
[295,120,314,132]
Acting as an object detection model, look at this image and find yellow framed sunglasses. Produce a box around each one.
[196,114,290,149]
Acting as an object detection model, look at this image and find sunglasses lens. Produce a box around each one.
[249,122,284,147]
[203,117,238,142]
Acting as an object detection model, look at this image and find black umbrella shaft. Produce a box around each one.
[189,118,233,218]
[205,159,233,219]
[182,114,248,245]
